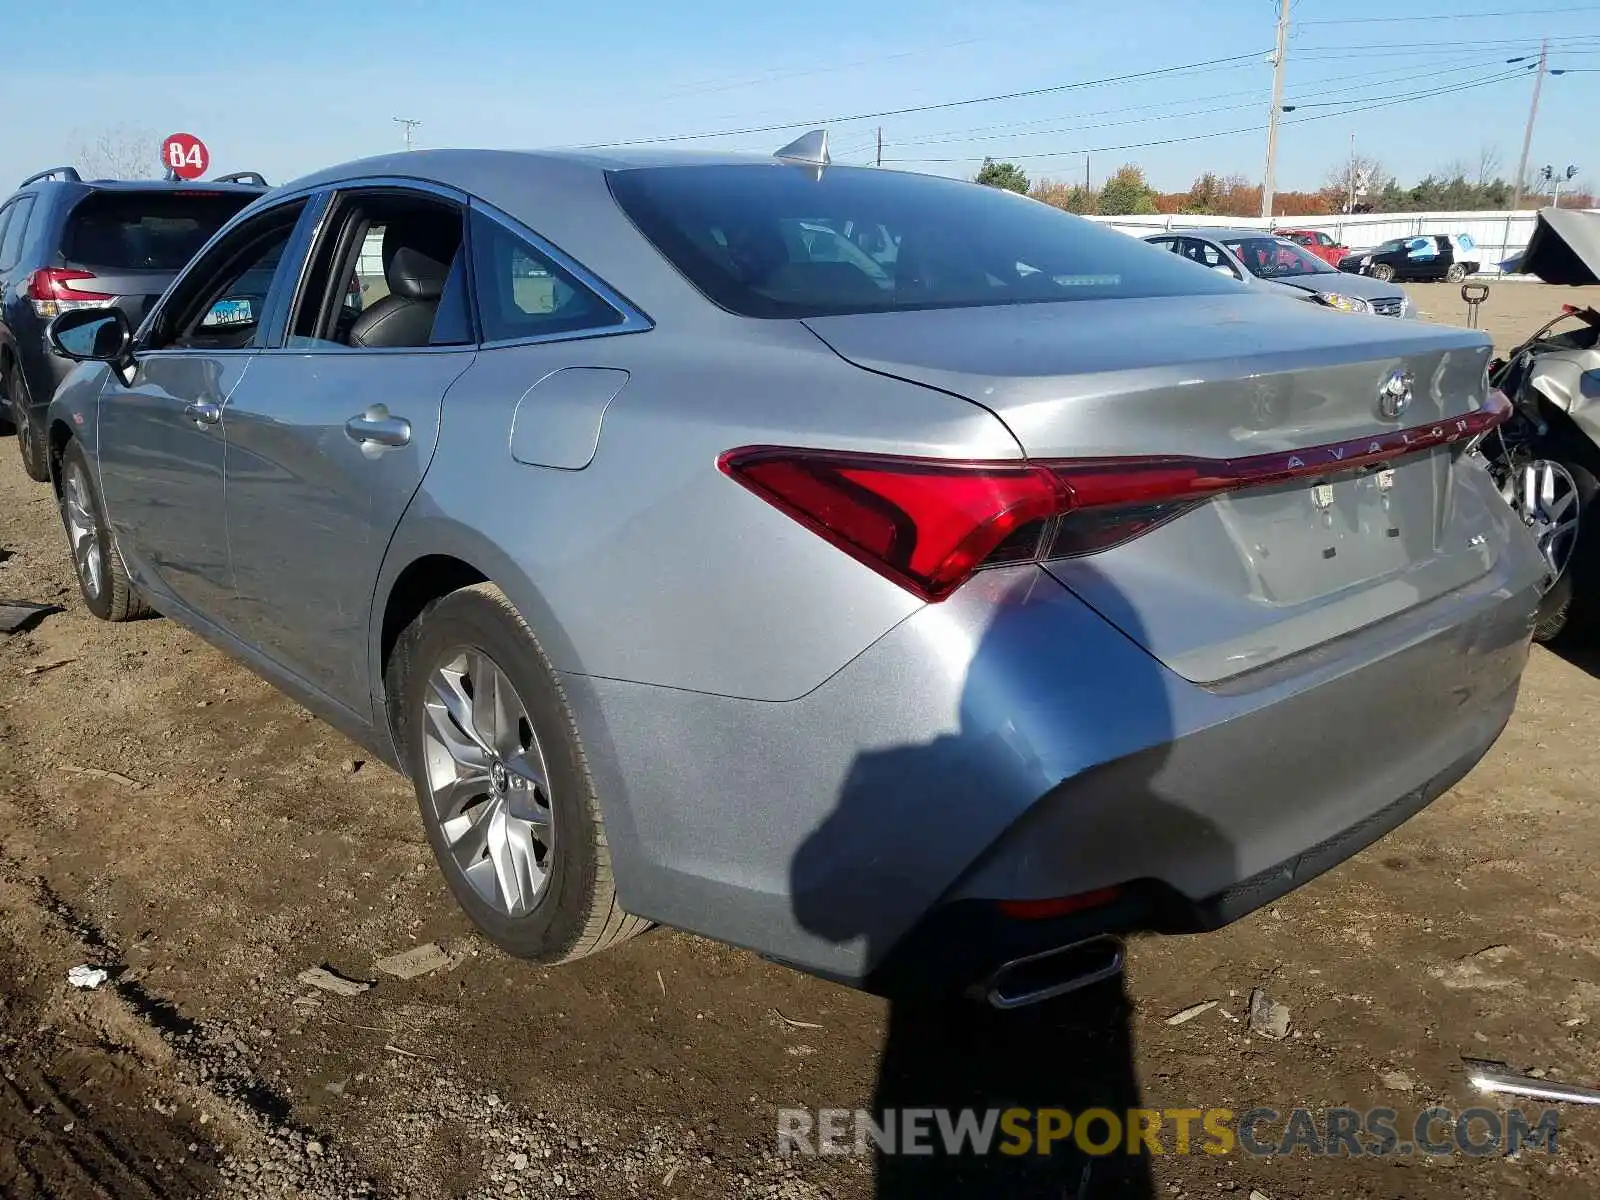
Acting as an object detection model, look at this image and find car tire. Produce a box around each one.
[1525,454,1600,645]
[1445,263,1467,284]
[6,364,50,482]
[387,582,651,963]
[57,439,149,622]
[1369,263,1396,283]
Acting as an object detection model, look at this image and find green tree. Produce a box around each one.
[1097,163,1158,215]
[1183,172,1224,214]
[975,158,1029,193]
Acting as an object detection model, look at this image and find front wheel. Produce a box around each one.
[1369,263,1396,283]
[58,439,149,622]
[387,583,650,962]
[1445,263,1467,284]
[1497,454,1597,643]
[6,365,50,482]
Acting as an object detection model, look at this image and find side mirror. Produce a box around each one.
[1212,264,1238,278]
[49,308,132,364]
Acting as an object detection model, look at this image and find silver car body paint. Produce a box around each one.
[46,149,1545,989]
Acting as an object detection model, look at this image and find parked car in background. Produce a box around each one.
[0,165,267,479]
[42,142,1541,1008]
[1338,234,1480,285]
[1276,227,1348,266]
[1145,228,1411,316]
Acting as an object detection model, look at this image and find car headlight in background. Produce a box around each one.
[1315,292,1370,314]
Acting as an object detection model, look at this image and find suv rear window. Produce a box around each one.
[607,164,1243,318]
[64,192,257,271]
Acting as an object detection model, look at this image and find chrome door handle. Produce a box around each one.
[184,401,221,427]
[344,405,411,450]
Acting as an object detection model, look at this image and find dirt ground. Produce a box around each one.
[3,281,1600,1200]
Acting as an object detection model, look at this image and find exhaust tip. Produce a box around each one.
[978,935,1125,1010]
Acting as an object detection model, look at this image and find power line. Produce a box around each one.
[882,68,1529,164]
[1299,3,1600,23]
[576,50,1273,147]
[883,54,1518,149]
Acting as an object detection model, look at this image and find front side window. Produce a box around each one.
[469,208,624,342]
[607,164,1244,318]
[149,201,307,351]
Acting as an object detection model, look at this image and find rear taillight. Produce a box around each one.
[27,268,114,318]
[719,391,1511,602]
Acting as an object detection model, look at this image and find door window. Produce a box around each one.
[288,190,470,350]
[147,201,309,351]
[469,208,624,343]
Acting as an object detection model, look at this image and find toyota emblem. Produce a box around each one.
[1378,369,1413,420]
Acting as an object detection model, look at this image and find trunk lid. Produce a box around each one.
[803,293,1500,683]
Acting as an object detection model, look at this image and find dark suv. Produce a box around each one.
[0,166,267,480]
[1336,234,1481,285]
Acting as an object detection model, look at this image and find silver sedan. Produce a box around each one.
[42,141,1540,1006]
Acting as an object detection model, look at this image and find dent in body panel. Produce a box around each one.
[559,558,1534,981]
[509,367,630,470]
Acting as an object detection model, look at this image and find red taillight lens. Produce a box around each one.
[718,447,1066,601]
[27,268,113,302]
[720,392,1511,603]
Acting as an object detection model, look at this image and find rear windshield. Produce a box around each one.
[64,191,256,271]
[607,164,1244,318]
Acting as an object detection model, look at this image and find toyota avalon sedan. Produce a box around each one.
[42,137,1543,1007]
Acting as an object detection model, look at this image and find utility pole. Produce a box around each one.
[1084,153,1090,192]
[876,127,883,168]
[394,117,422,151]
[1347,130,1357,214]
[1500,39,1548,270]
[1260,0,1291,221]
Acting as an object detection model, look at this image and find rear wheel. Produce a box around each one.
[1445,263,1467,284]
[387,583,650,962]
[6,365,49,482]
[1369,263,1396,283]
[58,439,149,621]
[1498,453,1598,643]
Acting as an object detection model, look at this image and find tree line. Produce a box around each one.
[973,154,1595,218]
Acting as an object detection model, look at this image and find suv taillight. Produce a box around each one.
[720,391,1512,603]
[27,268,115,318]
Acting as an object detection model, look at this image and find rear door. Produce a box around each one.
[222,184,476,717]
[58,189,259,328]
[97,198,314,625]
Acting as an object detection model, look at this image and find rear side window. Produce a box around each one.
[607,164,1243,318]
[0,196,34,270]
[64,191,255,271]
[469,208,624,342]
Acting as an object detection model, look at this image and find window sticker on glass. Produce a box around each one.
[204,298,254,327]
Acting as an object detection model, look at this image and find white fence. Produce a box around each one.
[1086,209,1599,276]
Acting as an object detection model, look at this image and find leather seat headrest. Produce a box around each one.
[386,246,449,301]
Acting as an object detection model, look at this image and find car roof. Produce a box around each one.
[277,146,794,196]
[1156,227,1291,241]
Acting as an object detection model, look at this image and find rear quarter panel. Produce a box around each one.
[373,318,1023,704]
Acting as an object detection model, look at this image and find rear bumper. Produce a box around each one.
[562,552,1538,993]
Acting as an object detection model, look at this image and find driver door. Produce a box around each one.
[97,199,316,630]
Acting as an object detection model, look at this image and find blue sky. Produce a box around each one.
[3,1,1598,194]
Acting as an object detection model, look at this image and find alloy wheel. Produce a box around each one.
[420,647,554,917]
[62,461,103,600]
[1500,458,1580,594]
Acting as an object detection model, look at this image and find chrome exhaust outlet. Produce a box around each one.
[977,935,1125,1010]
